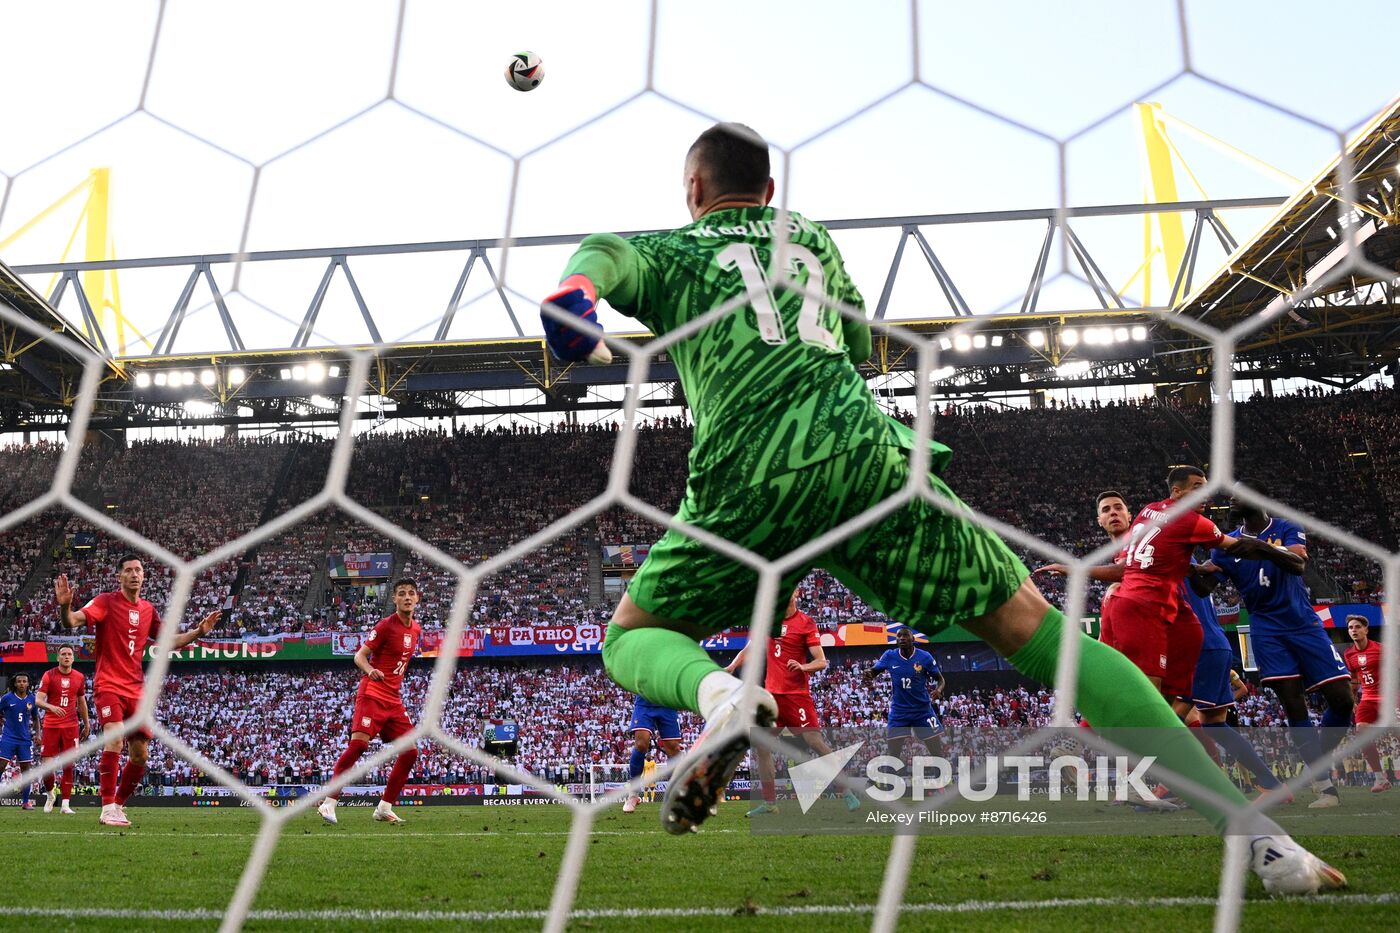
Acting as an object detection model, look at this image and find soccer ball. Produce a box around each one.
[505,52,544,92]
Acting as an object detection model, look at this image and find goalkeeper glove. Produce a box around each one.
[541,274,612,364]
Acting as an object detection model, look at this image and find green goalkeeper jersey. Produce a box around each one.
[563,206,949,500]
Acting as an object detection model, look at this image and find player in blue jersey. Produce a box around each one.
[1205,498,1353,808]
[1181,575,1287,799]
[0,672,41,810]
[867,627,946,764]
[622,695,683,813]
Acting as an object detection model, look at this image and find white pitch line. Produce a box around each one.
[0,893,1395,924]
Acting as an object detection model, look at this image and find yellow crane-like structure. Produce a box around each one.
[0,125,1314,360]
[0,168,148,357]
[1131,101,1303,308]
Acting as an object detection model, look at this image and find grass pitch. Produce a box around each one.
[0,798,1397,932]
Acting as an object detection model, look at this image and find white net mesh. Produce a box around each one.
[1,1,1398,930]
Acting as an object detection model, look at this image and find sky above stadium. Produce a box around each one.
[0,0,1397,355]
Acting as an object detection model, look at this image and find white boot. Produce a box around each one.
[317,798,339,825]
[1251,835,1347,894]
[373,800,405,824]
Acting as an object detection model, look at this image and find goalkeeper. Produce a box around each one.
[540,123,1341,893]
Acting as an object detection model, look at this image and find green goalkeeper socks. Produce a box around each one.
[1008,608,1256,835]
[602,622,720,713]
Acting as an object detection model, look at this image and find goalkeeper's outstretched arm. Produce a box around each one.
[541,233,659,363]
[562,233,650,311]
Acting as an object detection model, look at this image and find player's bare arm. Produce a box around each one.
[1187,564,1217,597]
[1034,562,1123,583]
[355,641,385,681]
[722,646,748,676]
[34,688,66,720]
[53,574,86,628]
[930,671,946,702]
[1218,534,1306,574]
[790,643,828,674]
[79,695,91,741]
[170,610,222,650]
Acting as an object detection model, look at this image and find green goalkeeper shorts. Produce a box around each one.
[625,444,1028,636]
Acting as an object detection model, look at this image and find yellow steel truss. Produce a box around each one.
[0,168,147,356]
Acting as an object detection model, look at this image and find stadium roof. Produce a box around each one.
[1177,94,1400,385]
[5,87,1400,435]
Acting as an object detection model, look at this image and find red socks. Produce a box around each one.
[47,765,75,797]
[331,739,370,801]
[99,750,120,805]
[116,761,146,805]
[382,748,419,804]
[1188,718,1221,765]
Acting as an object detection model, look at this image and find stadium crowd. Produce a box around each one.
[0,386,1393,645]
[4,657,1394,797]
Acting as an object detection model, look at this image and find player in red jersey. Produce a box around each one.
[1343,615,1392,793]
[724,591,860,816]
[35,645,90,814]
[319,578,423,826]
[1040,484,1295,807]
[55,555,220,826]
[1108,467,1299,712]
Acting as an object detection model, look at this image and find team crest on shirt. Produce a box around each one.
[913,664,923,673]
[361,716,371,727]
[1159,654,1168,670]
[403,635,412,648]
[61,678,71,688]
[1360,655,1368,667]
[128,609,140,625]
[781,624,788,636]
[101,706,111,717]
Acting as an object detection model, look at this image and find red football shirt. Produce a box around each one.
[357,614,422,704]
[765,610,820,696]
[81,590,162,701]
[1344,640,1383,702]
[38,667,86,731]
[1115,498,1223,615]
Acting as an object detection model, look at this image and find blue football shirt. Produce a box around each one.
[1211,517,1319,635]
[874,648,940,719]
[0,691,36,744]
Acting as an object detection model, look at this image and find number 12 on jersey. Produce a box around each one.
[717,242,840,351]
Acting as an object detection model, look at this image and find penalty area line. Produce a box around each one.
[0,893,1395,923]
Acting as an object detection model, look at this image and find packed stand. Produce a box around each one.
[1189,386,1398,601]
[13,438,294,637]
[351,427,610,633]
[3,386,1395,644]
[24,656,1394,796]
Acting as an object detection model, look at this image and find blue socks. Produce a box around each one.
[1319,705,1351,757]
[629,748,646,781]
[1287,715,1323,765]
[1204,721,1281,789]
